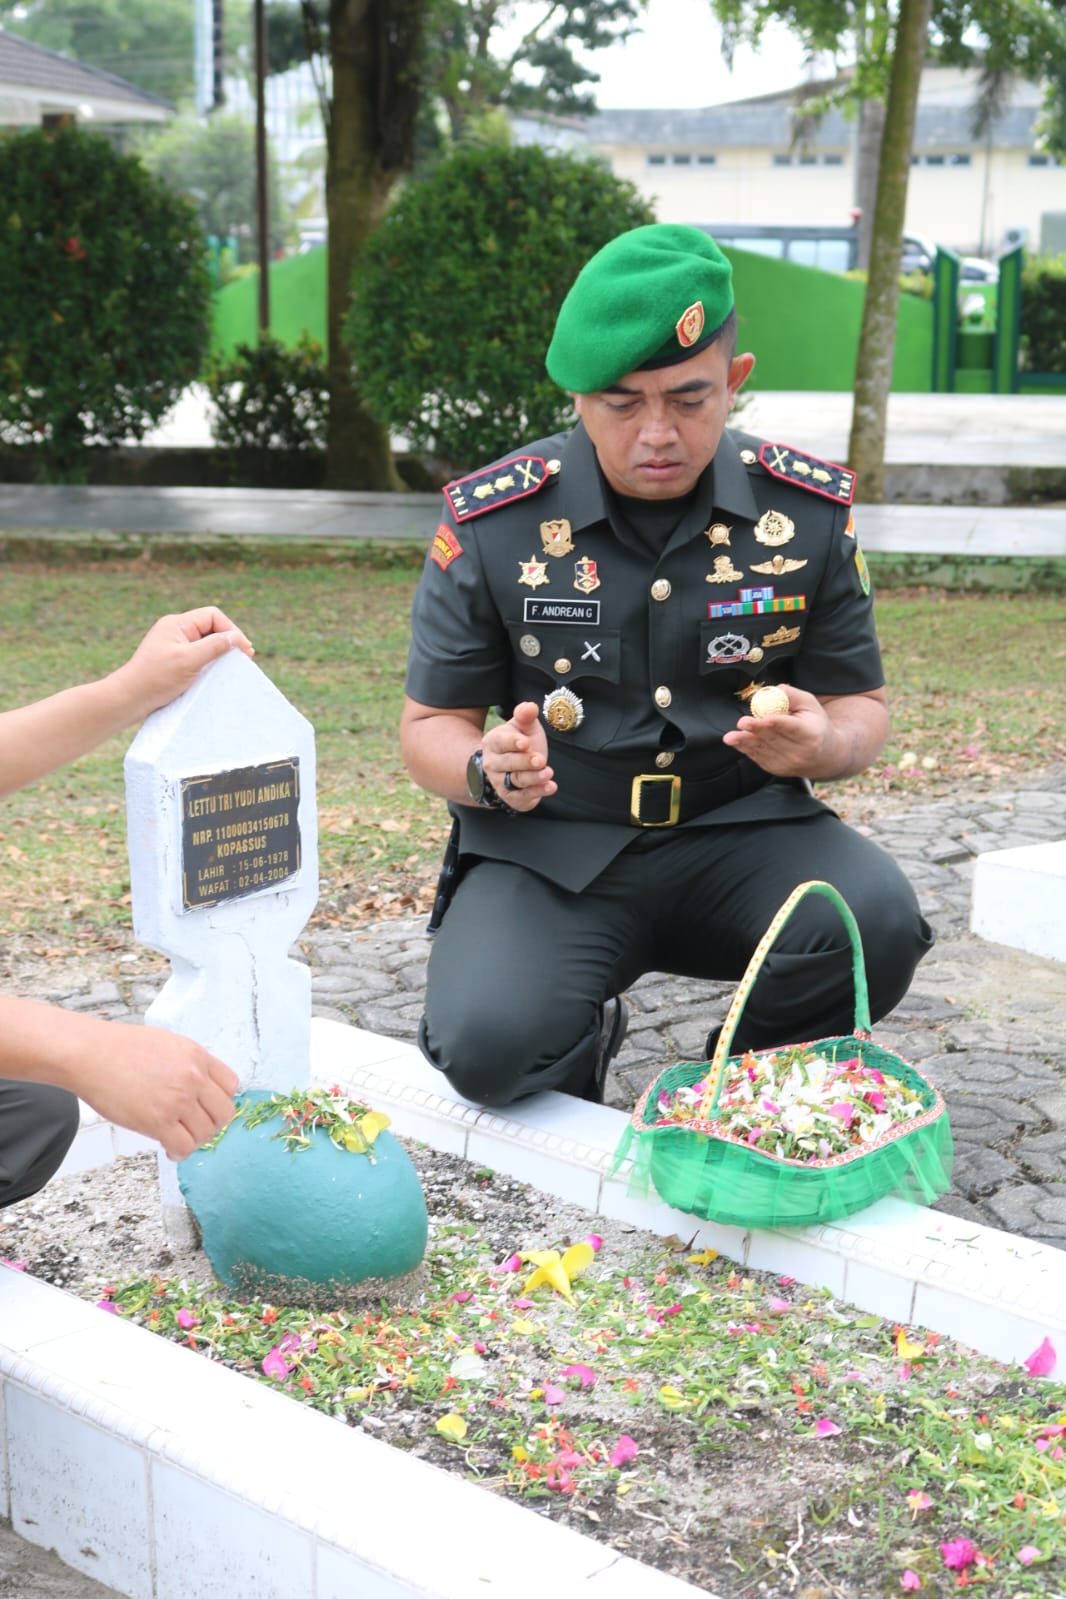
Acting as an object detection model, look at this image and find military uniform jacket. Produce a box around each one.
[406,423,882,893]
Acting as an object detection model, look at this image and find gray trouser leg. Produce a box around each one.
[0,1081,80,1208]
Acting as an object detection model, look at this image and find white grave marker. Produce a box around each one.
[125,650,318,1239]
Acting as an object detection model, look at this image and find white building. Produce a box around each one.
[584,66,1066,258]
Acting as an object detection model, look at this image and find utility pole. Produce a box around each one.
[254,0,270,333]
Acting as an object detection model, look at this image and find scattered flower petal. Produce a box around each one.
[906,1490,933,1515]
[901,1571,921,1591]
[261,1346,294,1379]
[1017,1545,1041,1566]
[435,1413,468,1442]
[95,1299,119,1315]
[584,1233,603,1252]
[559,1362,597,1388]
[609,1435,639,1468]
[543,1384,565,1405]
[895,1329,925,1360]
[940,1538,979,1571]
[1024,1336,1056,1377]
[176,1308,200,1330]
[815,1418,841,1437]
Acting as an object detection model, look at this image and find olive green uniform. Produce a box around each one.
[406,425,932,1105]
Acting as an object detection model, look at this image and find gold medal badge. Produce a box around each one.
[518,554,550,589]
[705,554,744,584]
[540,518,574,557]
[704,522,733,547]
[542,686,584,732]
[753,509,796,547]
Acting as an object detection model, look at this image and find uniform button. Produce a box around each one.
[654,685,672,709]
[655,751,674,769]
[519,634,541,657]
[554,657,572,674]
[651,578,671,601]
[740,448,757,464]
[546,458,562,475]
[747,647,764,663]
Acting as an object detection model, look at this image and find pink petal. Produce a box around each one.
[901,1572,921,1592]
[940,1538,979,1571]
[511,1297,534,1310]
[815,1418,841,1437]
[1024,1336,1056,1377]
[768,1297,790,1313]
[906,1490,933,1511]
[0,1258,26,1271]
[449,1290,473,1304]
[499,1254,522,1273]
[608,1434,639,1467]
[1017,1545,1041,1566]
[543,1383,565,1405]
[261,1347,294,1379]
[584,1233,603,1252]
[559,1362,597,1388]
[95,1299,119,1315]
[176,1308,200,1330]
[473,1341,487,1354]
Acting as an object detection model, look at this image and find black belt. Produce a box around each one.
[544,747,770,827]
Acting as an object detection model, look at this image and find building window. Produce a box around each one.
[772,153,792,166]
[671,153,692,165]
[822,153,844,166]
[647,154,666,166]
[697,153,717,166]
[798,154,818,166]
[925,153,946,166]
[1029,153,1051,166]
[949,152,971,166]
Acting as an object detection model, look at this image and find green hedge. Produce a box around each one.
[1020,252,1066,373]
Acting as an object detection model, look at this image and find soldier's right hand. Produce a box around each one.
[482,701,557,811]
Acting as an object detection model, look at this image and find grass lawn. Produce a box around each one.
[1,548,1064,948]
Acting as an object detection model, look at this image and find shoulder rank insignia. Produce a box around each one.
[444,456,557,523]
[758,442,856,506]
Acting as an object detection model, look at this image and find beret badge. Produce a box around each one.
[676,301,706,348]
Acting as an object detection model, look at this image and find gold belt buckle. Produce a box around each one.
[630,773,681,827]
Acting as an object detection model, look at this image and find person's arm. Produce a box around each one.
[0,606,254,798]
[0,996,239,1161]
[721,684,889,781]
[400,697,558,811]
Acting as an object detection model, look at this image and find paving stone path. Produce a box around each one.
[43,769,1066,1252]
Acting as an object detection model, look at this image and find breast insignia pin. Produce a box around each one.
[705,555,744,584]
[542,686,584,732]
[518,554,550,589]
[753,510,796,547]
[540,519,574,557]
[750,553,807,575]
[574,556,601,594]
[704,522,733,547]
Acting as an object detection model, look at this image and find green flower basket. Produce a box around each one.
[611,880,953,1230]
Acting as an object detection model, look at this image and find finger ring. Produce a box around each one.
[503,771,518,792]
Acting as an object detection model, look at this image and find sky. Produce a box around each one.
[554,0,823,111]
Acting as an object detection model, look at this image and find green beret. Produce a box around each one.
[546,223,734,393]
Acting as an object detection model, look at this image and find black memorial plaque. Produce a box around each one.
[180,758,301,911]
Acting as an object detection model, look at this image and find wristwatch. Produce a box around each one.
[465,748,511,811]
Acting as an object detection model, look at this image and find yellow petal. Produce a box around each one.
[435,1413,468,1442]
[659,1384,690,1410]
[512,1446,529,1463]
[358,1110,391,1143]
[686,1249,719,1266]
[520,1250,561,1267]
[522,1261,574,1302]
[895,1330,926,1360]
[511,1317,535,1335]
[616,1481,632,1497]
[560,1242,595,1279]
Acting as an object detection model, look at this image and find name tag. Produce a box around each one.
[523,599,601,624]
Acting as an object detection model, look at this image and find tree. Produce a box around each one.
[0,127,212,479]
[345,142,654,470]
[138,113,291,258]
[423,0,646,142]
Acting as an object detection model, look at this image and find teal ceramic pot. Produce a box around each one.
[178,1090,428,1304]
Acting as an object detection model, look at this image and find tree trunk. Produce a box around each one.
[326,0,425,490]
[847,0,931,500]
[853,98,886,272]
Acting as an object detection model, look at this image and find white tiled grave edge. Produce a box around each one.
[16,1014,1066,1599]
[971,839,1066,964]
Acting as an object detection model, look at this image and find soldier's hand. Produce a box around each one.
[722,684,832,777]
[482,700,557,811]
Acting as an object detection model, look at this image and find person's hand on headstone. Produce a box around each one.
[115,607,255,723]
[76,1019,241,1162]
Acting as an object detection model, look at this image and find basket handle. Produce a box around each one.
[702,879,871,1114]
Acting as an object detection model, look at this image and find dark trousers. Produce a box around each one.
[0,1081,80,1208]
[419,812,934,1107]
